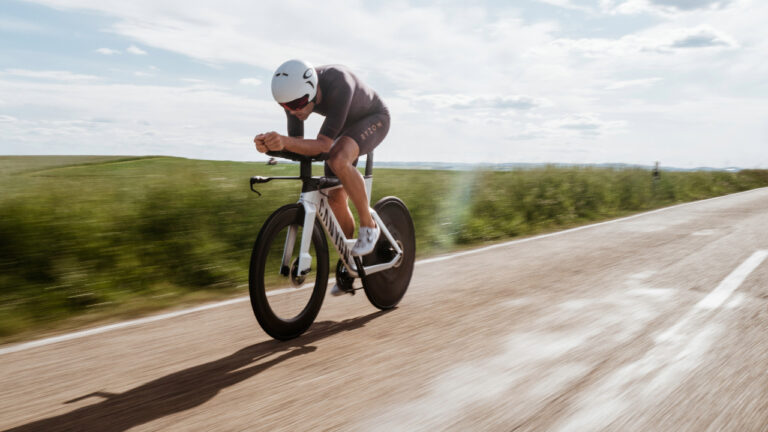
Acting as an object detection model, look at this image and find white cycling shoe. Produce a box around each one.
[351,225,380,256]
[330,283,352,296]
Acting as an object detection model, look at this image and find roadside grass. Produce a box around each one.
[2,155,767,343]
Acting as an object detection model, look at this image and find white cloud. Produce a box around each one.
[667,27,736,48]
[505,113,627,142]
[551,25,737,58]
[549,114,626,134]
[564,0,726,15]
[404,93,547,111]
[95,47,120,55]
[605,78,662,90]
[649,0,733,11]
[6,0,768,167]
[604,0,736,15]
[2,69,100,81]
[239,78,262,86]
[17,0,556,95]
[536,0,596,13]
[0,77,279,160]
[126,44,147,55]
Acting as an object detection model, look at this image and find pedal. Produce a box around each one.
[339,280,356,295]
[330,283,355,296]
[334,259,356,296]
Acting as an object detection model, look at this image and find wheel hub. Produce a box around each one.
[289,258,306,287]
[376,239,404,268]
[392,240,404,268]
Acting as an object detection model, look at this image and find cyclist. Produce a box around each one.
[254,59,390,270]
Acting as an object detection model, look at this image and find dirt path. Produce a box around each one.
[2,188,768,431]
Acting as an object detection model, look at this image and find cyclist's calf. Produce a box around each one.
[327,188,355,238]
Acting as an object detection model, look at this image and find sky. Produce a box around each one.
[0,0,766,168]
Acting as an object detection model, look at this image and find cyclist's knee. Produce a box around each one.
[328,188,347,207]
[328,137,358,172]
[328,153,350,173]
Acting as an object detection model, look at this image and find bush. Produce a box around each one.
[1,156,767,339]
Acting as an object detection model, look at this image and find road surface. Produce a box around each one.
[2,188,768,431]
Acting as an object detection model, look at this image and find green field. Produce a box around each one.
[2,155,768,343]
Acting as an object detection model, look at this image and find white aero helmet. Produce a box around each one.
[271,59,318,105]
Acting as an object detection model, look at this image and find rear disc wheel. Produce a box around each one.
[362,197,415,309]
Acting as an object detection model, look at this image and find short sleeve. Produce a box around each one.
[318,77,353,139]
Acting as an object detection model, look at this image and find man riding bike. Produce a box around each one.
[254,59,390,295]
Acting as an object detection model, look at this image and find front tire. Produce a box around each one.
[249,204,329,340]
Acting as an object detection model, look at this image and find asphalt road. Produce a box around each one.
[2,188,768,431]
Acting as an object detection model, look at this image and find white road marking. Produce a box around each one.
[0,297,247,356]
[725,292,746,309]
[692,229,717,236]
[375,250,766,431]
[657,249,768,342]
[360,330,596,432]
[556,249,767,431]
[0,187,765,356]
[556,323,721,432]
[695,250,767,310]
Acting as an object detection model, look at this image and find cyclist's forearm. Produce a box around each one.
[283,136,332,155]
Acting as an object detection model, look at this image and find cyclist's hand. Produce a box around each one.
[264,132,285,151]
[254,134,268,153]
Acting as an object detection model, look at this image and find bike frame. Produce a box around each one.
[292,183,402,279]
[252,151,403,280]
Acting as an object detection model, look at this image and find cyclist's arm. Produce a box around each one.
[281,109,332,155]
[282,135,333,155]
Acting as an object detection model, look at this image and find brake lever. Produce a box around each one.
[248,175,299,197]
[250,176,269,196]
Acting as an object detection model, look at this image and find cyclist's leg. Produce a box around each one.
[326,112,390,230]
[327,138,375,229]
[327,187,354,238]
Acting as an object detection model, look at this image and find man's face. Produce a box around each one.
[286,102,314,121]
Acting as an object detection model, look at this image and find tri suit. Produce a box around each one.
[286,64,390,177]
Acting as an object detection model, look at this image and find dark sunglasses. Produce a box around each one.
[280,94,311,111]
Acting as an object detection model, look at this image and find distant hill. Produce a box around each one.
[373,161,743,172]
[0,155,743,173]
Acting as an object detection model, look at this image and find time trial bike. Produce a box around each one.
[248,150,415,340]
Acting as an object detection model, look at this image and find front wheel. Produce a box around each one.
[249,204,329,340]
[362,197,416,309]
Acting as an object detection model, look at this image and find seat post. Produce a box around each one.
[364,152,374,177]
[299,158,312,179]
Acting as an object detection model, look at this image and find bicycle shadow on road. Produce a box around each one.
[5,311,389,432]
